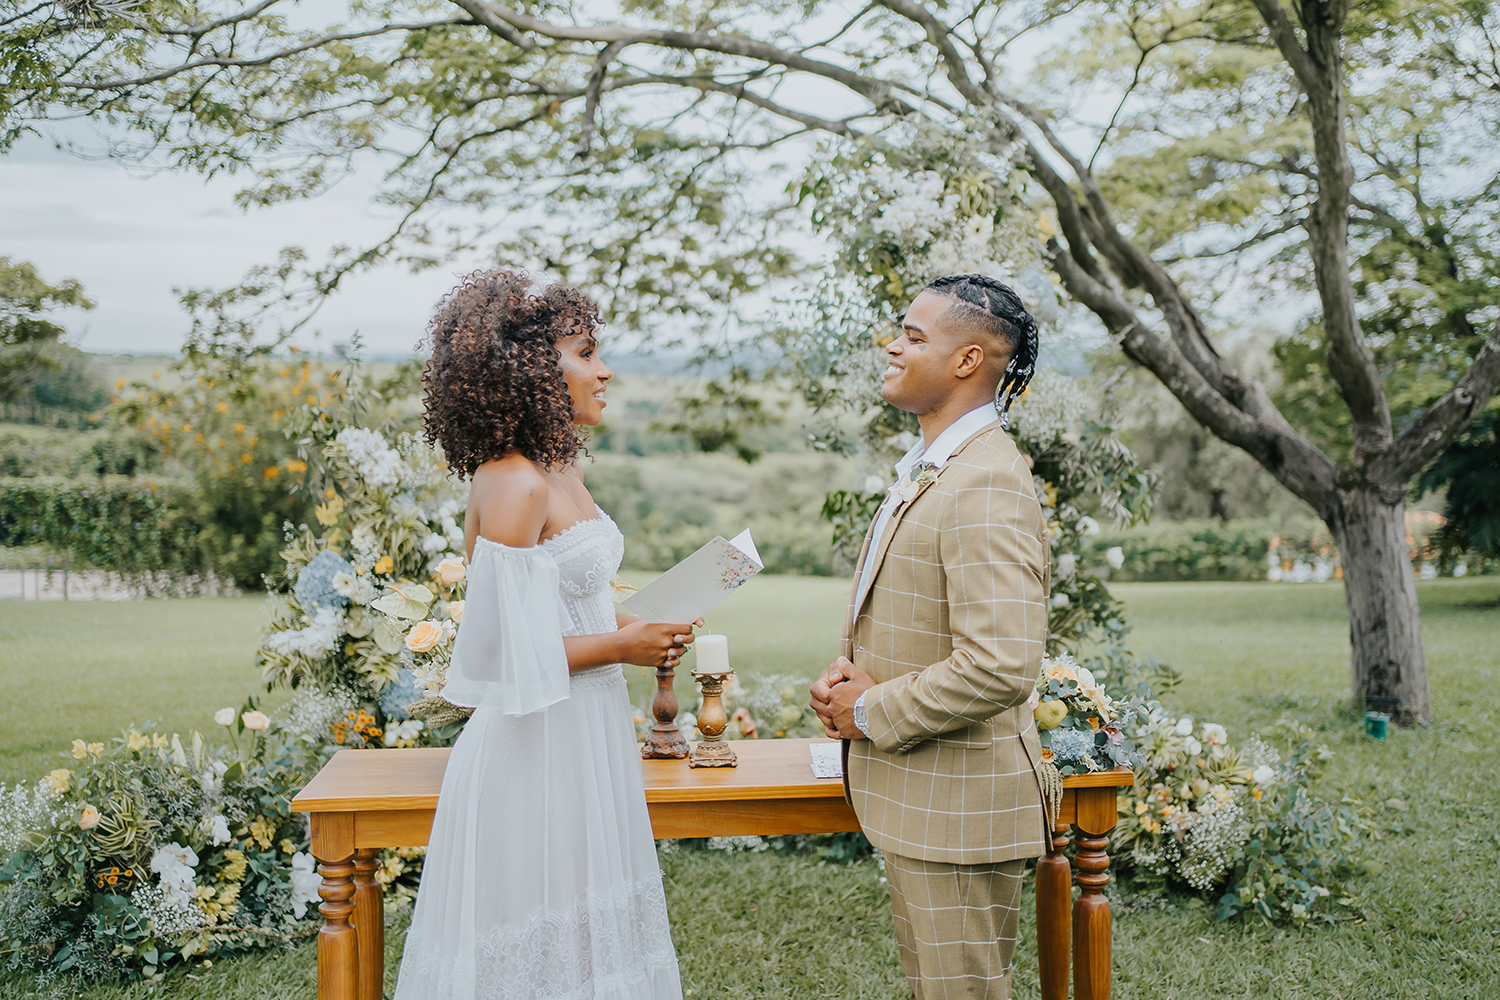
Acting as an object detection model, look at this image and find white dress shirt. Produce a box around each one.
[851,403,1000,737]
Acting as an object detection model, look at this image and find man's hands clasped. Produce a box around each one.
[809,656,876,740]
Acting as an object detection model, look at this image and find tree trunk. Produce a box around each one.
[1329,487,1432,725]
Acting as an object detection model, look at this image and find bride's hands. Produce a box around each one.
[616,620,696,668]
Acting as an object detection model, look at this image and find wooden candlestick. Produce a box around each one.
[688,667,737,768]
[641,664,689,759]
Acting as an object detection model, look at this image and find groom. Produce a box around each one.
[811,274,1050,1000]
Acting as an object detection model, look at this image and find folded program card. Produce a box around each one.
[620,529,763,624]
[809,742,843,779]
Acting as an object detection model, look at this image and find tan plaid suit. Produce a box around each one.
[841,421,1049,999]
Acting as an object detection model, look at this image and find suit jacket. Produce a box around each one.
[842,421,1049,865]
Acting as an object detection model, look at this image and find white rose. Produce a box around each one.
[1184,737,1203,756]
[1056,553,1078,580]
[1174,717,1194,736]
[213,707,236,727]
[1050,593,1070,608]
[79,804,100,830]
[1076,516,1101,536]
[1252,765,1277,785]
[241,711,269,731]
[1201,723,1228,746]
[1105,546,1125,569]
[1074,666,1096,691]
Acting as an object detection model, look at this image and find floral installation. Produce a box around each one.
[1112,711,1366,924]
[0,709,323,979]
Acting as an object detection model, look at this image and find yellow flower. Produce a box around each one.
[71,739,90,759]
[315,495,345,526]
[152,733,169,749]
[264,466,280,479]
[126,730,149,752]
[217,401,228,412]
[374,555,394,575]
[288,459,308,473]
[1036,212,1059,239]
[43,769,71,795]
[218,849,248,883]
[280,839,298,856]
[247,817,276,850]
[405,620,443,653]
[435,557,466,583]
[241,452,253,464]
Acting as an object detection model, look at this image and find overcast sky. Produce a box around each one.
[1,131,489,357]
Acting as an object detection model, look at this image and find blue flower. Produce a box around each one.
[295,551,355,610]
[1048,728,1096,763]
[380,668,423,720]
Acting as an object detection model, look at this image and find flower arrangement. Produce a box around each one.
[1031,653,1146,776]
[0,710,323,979]
[257,419,469,743]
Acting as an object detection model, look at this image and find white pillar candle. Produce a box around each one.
[694,633,730,673]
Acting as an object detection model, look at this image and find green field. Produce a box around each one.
[0,577,1497,998]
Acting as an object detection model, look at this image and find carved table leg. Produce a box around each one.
[317,857,359,1000]
[351,849,385,1000]
[1071,785,1119,1000]
[1036,823,1072,1000]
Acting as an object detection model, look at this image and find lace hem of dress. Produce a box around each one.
[397,874,678,1000]
[570,664,625,692]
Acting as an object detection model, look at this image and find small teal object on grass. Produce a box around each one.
[1364,711,1390,739]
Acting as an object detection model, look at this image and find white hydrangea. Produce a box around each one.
[289,852,322,919]
[869,168,956,246]
[149,843,199,906]
[265,606,344,658]
[337,427,410,489]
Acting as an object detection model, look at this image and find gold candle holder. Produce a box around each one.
[641,663,688,759]
[687,666,737,768]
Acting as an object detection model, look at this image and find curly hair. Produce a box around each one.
[420,269,601,478]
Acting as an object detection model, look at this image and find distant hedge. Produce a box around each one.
[1086,517,1329,583]
[0,476,213,581]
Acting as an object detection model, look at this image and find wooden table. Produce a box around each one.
[291,739,1131,1000]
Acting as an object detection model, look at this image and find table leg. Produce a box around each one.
[1071,785,1119,1000]
[317,857,359,1000]
[352,849,385,1000]
[1036,823,1072,1000]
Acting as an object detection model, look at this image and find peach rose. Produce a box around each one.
[405,620,443,653]
[436,557,466,583]
[79,805,100,830]
[446,600,465,625]
[241,711,269,731]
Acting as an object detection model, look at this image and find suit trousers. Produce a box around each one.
[882,851,1027,1000]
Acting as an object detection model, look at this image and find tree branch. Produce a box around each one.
[1373,321,1500,487]
[58,19,473,89]
[575,39,628,159]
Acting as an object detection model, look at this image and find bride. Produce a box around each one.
[394,270,689,1000]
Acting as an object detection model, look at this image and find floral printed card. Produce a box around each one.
[620,529,763,624]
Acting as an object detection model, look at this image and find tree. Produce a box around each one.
[0,256,93,402]
[6,0,1500,722]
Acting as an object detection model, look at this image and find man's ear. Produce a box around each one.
[953,343,986,379]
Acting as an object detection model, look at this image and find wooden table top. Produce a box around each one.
[291,738,1132,814]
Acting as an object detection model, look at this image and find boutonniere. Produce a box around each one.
[890,461,940,504]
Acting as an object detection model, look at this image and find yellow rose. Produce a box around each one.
[436,557,466,583]
[374,555,394,575]
[1034,700,1068,731]
[446,600,464,625]
[79,804,100,830]
[405,620,443,653]
[126,730,149,752]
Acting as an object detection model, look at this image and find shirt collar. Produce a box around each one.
[893,402,1000,481]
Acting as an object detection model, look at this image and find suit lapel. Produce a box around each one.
[850,422,1001,618]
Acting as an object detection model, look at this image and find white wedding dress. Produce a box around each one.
[394,511,683,1000]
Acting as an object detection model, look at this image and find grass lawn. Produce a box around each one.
[1,577,1497,998]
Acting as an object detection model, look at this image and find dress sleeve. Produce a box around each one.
[441,541,571,715]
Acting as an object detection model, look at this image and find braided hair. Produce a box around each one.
[922,273,1039,428]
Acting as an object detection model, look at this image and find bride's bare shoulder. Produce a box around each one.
[469,455,548,546]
